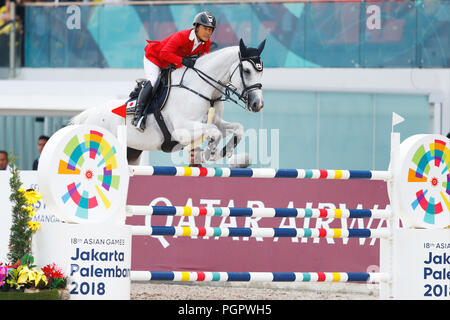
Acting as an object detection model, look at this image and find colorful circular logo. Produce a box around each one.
[390,134,450,229]
[38,125,129,224]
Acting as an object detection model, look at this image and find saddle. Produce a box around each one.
[126,67,179,152]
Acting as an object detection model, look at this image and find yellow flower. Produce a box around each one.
[24,190,42,205]
[34,271,48,287]
[25,206,35,218]
[17,266,32,284]
[19,188,26,194]
[27,221,40,231]
[17,266,48,287]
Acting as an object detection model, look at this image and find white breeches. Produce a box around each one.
[143,56,161,85]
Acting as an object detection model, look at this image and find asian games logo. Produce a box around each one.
[57,130,121,221]
[408,138,450,226]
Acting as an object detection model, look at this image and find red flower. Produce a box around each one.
[42,263,65,279]
[7,260,20,269]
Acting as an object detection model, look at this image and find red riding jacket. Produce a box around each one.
[145,28,211,68]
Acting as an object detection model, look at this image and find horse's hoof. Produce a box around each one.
[227,153,252,168]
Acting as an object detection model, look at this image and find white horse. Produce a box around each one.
[70,39,265,165]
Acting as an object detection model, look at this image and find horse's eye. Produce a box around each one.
[244,68,251,75]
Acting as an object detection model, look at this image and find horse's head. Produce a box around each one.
[232,39,266,112]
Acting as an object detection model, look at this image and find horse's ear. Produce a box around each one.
[239,38,246,55]
[257,39,266,55]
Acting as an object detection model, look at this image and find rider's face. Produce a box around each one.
[196,25,214,42]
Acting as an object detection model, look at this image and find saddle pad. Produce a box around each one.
[126,67,172,116]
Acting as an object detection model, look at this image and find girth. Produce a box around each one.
[153,107,179,153]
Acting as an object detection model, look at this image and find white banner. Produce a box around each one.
[33,223,132,300]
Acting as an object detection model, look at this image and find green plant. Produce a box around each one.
[0,289,60,300]
[7,157,41,264]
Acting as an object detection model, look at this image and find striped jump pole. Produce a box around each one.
[131,226,391,238]
[129,165,392,181]
[130,271,390,283]
[126,205,391,219]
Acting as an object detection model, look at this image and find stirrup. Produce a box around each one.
[132,108,143,127]
[131,116,140,127]
[135,116,146,132]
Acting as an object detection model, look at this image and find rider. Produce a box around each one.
[132,11,217,131]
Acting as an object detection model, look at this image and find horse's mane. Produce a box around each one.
[198,45,239,62]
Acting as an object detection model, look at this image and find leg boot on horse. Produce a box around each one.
[132,80,153,132]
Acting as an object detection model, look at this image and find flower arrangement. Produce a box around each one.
[0,254,67,292]
[1,156,68,297]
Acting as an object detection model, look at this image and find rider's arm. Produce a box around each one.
[158,32,184,67]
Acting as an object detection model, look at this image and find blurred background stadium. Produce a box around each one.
[0,0,449,170]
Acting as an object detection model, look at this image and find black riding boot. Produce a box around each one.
[132,80,153,131]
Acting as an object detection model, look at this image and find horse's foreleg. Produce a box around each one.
[216,122,244,159]
[172,123,223,162]
[202,126,223,162]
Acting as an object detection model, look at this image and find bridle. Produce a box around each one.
[171,52,263,110]
[228,53,263,104]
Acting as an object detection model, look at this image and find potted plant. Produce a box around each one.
[0,157,68,300]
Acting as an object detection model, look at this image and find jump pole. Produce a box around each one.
[125,205,392,219]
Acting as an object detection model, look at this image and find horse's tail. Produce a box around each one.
[68,108,94,126]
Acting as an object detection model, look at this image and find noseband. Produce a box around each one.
[172,53,263,110]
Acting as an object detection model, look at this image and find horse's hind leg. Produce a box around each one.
[127,147,143,165]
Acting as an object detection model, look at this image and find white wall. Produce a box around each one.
[0,67,448,134]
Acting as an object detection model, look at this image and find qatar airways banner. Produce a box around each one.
[0,172,389,273]
[126,175,390,273]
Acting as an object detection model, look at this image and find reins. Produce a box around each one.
[170,53,262,110]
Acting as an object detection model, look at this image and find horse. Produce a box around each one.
[69,39,266,166]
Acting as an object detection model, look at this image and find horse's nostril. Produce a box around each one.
[252,101,263,111]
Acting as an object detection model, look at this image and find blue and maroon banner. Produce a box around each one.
[24,1,450,68]
[126,175,389,273]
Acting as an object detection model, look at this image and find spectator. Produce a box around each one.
[0,0,24,67]
[0,0,23,35]
[0,0,11,34]
[0,150,8,170]
[32,135,49,170]
[189,148,203,168]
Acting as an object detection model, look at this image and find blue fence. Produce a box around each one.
[24,1,450,68]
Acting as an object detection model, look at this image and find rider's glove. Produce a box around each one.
[181,56,197,68]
